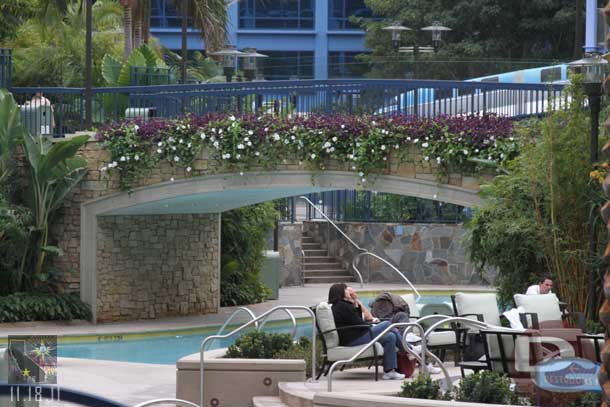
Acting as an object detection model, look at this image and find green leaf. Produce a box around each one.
[101,54,123,86]
[37,135,89,181]
[137,44,166,69]
[117,49,147,87]
[41,245,64,256]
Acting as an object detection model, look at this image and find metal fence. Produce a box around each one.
[277,191,468,224]
[1,49,11,89]
[8,79,567,137]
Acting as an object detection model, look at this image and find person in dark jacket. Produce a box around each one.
[328,283,413,380]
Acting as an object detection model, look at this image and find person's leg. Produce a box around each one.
[347,321,399,372]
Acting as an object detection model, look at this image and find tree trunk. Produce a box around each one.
[574,0,584,58]
[122,1,133,59]
[181,1,188,84]
[142,0,150,44]
[134,1,143,48]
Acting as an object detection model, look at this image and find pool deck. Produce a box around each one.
[0,284,493,337]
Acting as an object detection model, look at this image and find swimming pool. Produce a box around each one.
[57,293,457,365]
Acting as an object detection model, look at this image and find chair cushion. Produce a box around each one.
[427,330,457,347]
[316,302,339,349]
[327,343,385,361]
[454,292,501,327]
[401,293,418,318]
[514,293,562,326]
[483,328,541,375]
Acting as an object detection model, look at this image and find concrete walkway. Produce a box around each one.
[0,284,493,337]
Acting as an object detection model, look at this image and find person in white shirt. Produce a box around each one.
[526,275,553,295]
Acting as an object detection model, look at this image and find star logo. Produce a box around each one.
[22,368,30,377]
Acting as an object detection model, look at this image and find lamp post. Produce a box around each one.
[382,23,411,49]
[210,45,245,83]
[239,48,268,81]
[393,21,451,79]
[568,54,609,318]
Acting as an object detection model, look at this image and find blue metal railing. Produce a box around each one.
[8,79,566,137]
[1,49,11,89]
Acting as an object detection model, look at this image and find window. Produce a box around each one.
[239,0,314,29]
[328,0,371,30]
[151,0,193,28]
[259,51,314,80]
[540,67,561,83]
[328,52,369,78]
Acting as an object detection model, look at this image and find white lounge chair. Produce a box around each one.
[314,302,384,380]
[513,293,570,329]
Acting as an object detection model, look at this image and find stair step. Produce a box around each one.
[303,269,349,274]
[302,250,327,256]
[302,256,335,263]
[305,276,357,283]
[252,396,288,407]
[302,262,343,269]
[301,236,316,243]
[301,242,322,249]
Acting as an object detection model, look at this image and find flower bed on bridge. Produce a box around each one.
[97,113,516,189]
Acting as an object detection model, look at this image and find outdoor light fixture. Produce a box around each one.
[239,47,268,81]
[421,21,452,51]
[209,45,245,82]
[568,53,609,319]
[383,23,411,49]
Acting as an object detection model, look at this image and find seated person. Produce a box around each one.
[526,275,553,295]
[328,283,417,380]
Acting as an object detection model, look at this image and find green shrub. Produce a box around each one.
[0,292,92,322]
[566,392,601,407]
[399,374,445,400]
[225,332,322,378]
[455,371,530,405]
[585,320,604,335]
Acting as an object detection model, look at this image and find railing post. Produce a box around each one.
[413,88,419,117]
[482,89,487,115]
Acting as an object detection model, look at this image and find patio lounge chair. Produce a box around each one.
[513,293,585,330]
[314,302,383,380]
[401,294,459,362]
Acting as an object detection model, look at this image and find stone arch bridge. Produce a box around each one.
[53,136,490,322]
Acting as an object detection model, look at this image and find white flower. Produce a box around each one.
[255,151,260,156]
[157,141,163,147]
[500,153,505,159]
[351,165,356,170]
[372,121,377,126]
[126,156,130,161]
[332,136,338,142]
[211,128,217,133]
[356,142,361,147]
[475,149,479,153]
[240,171,244,176]
[229,115,236,121]
[424,156,429,161]
[110,161,117,168]
[236,154,241,159]
[383,157,387,161]
[174,156,180,162]
[509,137,514,141]
[219,129,223,134]
[157,148,162,154]
[422,142,429,148]
[224,153,231,159]
[187,143,192,148]
[179,139,184,144]
[361,178,366,183]
[170,177,175,182]
[310,153,316,159]
[247,141,252,146]
[323,141,332,148]
[120,156,126,162]
[381,145,386,151]
[172,146,177,151]
[395,144,399,149]
[133,124,139,131]
[487,155,492,160]
[436,157,442,164]
[264,127,269,132]
[329,147,335,152]
[413,138,419,144]
[273,133,280,141]
[213,141,220,148]
[134,155,140,161]
[291,135,296,140]
[200,133,206,140]
[341,124,345,129]
[237,144,245,150]
[463,149,468,155]
[248,130,253,135]
[284,139,290,144]
[186,166,192,172]
[348,154,354,159]
[406,137,411,141]
[358,172,364,177]
[244,137,250,142]
[168,137,175,142]
[100,166,107,172]
[371,149,375,153]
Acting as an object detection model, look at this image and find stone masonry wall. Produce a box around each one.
[299,220,496,286]
[96,214,219,322]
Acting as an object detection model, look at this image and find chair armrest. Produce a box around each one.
[519,312,539,329]
[456,313,485,325]
[320,324,372,336]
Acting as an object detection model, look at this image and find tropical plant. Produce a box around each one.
[102,43,169,86]
[454,371,530,405]
[21,131,89,283]
[465,78,606,317]
[399,374,446,400]
[0,292,91,322]
[0,90,25,197]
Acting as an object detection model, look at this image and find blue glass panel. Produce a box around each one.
[259,51,314,80]
[151,0,193,28]
[239,0,314,29]
[328,0,371,30]
[328,51,369,78]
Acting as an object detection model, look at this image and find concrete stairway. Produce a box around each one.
[301,231,355,284]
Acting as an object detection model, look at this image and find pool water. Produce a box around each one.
[58,295,453,365]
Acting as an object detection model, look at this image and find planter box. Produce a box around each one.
[176,348,306,407]
[313,392,523,407]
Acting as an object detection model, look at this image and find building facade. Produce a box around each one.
[150,0,371,80]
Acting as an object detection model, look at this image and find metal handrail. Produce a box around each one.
[133,399,200,407]
[327,322,425,391]
[300,195,419,297]
[199,305,316,407]
[258,308,297,339]
[422,316,493,391]
[352,251,421,300]
[208,307,257,349]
